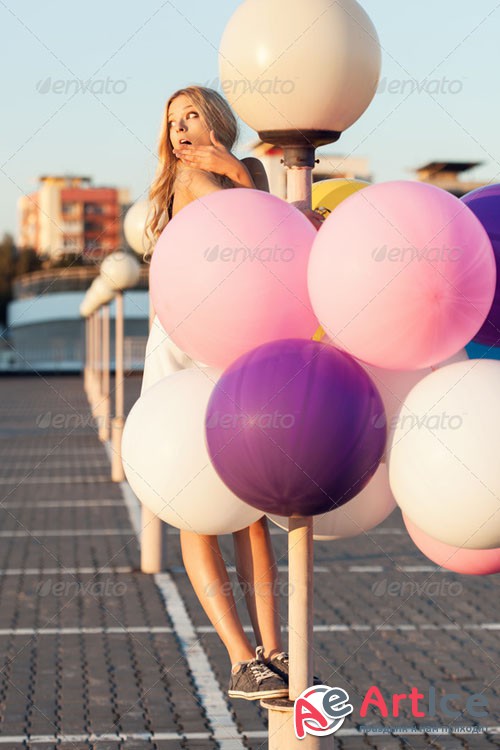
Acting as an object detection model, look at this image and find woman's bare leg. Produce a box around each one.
[233,516,284,660]
[179,529,255,665]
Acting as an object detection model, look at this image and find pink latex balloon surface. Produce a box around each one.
[404,515,500,576]
[150,189,318,368]
[308,181,496,370]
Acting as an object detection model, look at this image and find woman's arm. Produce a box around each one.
[224,158,256,189]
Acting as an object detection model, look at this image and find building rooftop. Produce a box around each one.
[415,161,482,177]
[39,175,92,183]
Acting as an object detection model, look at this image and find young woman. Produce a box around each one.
[143,86,320,701]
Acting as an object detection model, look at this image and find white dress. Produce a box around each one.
[141,315,208,395]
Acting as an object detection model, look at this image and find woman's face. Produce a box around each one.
[168,94,211,152]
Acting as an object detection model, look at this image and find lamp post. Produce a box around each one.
[90,276,116,441]
[100,251,141,482]
[219,0,381,745]
[80,298,92,395]
[80,288,101,406]
[124,200,164,573]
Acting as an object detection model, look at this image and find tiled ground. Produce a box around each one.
[0,374,498,749]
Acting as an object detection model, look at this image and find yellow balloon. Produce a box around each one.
[312,178,370,216]
[310,178,371,342]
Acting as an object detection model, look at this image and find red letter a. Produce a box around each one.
[360,686,389,718]
[294,697,329,739]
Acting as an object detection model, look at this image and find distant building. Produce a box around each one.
[17,175,131,260]
[249,141,372,198]
[414,161,485,197]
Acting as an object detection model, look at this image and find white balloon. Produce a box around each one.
[219,0,381,134]
[388,359,500,550]
[360,349,469,459]
[267,463,396,540]
[122,367,263,535]
[124,200,151,256]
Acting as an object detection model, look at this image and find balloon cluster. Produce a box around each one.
[123,178,500,575]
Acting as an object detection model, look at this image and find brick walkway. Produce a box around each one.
[0,374,498,749]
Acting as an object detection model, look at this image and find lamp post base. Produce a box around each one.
[98,400,110,443]
[261,698,334,749]
[141,506,164,573]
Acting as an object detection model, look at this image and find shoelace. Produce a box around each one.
[272,652,288,665]
[247,660,278,685]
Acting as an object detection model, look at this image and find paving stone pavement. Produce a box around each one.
[0,374,498,750]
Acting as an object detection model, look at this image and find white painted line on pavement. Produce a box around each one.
[170,564,329,573]
[2,622,499,638]
[111,443,245,750]
[349,565,451,573]
[156,572,245,749]
[0,626,174,636]
[0,499,123,508]
[0,726,496,743]
[0,566,133,576]
[0,529,134,537]
[0,476,111,484]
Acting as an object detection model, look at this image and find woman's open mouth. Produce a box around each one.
[179,139,192,145]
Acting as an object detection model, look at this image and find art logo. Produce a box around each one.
[294,685,353,739]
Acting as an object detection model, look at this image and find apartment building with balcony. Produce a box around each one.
[17,175,131,260]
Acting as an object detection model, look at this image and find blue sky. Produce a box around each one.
[1,0,499,238]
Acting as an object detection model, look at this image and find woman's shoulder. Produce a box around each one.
[172,166,221,215]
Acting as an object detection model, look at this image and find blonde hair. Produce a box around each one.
[144,86,239,258]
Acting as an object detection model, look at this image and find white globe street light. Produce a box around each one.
[89,275,116,306]
[100,250,141,291]
[220,0,381,178]
[124,200,152,257]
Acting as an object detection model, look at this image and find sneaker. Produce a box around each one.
[228,648,289,701]
[265,649,323,686]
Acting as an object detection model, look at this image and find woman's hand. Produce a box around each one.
[173,130,239,178]
[300,208,327,231]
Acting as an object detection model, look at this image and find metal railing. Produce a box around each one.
[13,267,149,299]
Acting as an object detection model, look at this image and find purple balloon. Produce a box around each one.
[462,184,500,347]
[205,339,386,517]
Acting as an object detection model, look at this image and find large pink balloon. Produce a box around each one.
[150,189,318,368]
[308,181,496,370]
[404,515,500,576]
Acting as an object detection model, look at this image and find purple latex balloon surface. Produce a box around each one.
[205,339,386,517]
[462,184,500,347]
